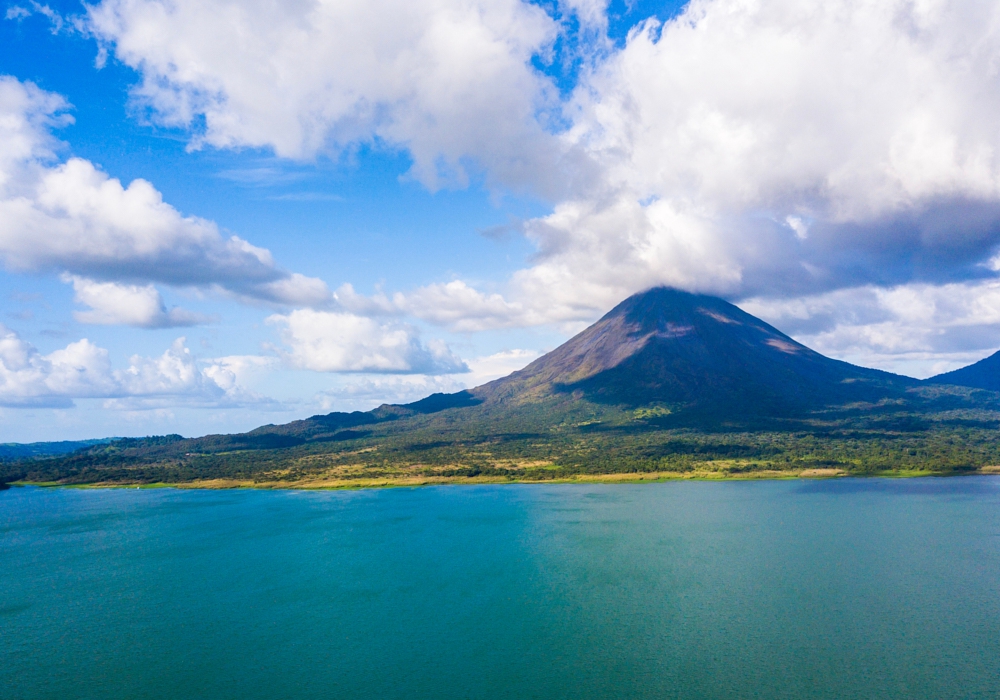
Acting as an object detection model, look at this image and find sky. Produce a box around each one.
[3,0,1000,442]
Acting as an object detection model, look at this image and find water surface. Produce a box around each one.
[3,479,999,699]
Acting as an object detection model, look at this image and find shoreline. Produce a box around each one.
[9,466,1000,491]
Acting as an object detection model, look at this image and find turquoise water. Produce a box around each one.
[2,479,999,699]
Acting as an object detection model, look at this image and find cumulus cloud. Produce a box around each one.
[311,347,540,411]
[0,326,269,407]
[202,354,278,393]
[63,274,212,328]
[85,0,577,191]
[0,333,112,407]
[257,0,1000,340]
[742,281,1000,378]
[267,309,468,374]
[0,75,331,310]
[399,281,547,332]
[536,0,1000,301]
[84,0,1000,304]
[464,348,541,385]
[36,0,1000,374]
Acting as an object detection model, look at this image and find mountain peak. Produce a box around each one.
[474,287,912,415]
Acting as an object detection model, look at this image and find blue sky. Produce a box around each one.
[3,0,1000,441]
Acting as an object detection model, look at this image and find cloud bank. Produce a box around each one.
[11,0,1000,387]
[743,280,1000,377]
[86,0,572,191]
[545,0,1000,300]
[268,309,468,374]
[0,327,268,407]
[87,1,1000,326]
[311,348,541,411]
[0,75,331,310]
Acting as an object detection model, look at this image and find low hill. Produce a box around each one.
[0,439,113,461]
[927,350,1000,391]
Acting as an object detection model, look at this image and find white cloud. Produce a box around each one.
[63,274,212,328]
[785,216,809,241]
[41,0,1000,375]
[572,0,1000,213]
[0,74,68,179]
[742,281,1000,378]
[267,309,467,374]
[399,280,550,331]
[5,6,31,21]
[558,0,610,30]
[538,0,1000,301]
[202,354,278,393]
[116,338,215,397]
[386,0,1000,338]
[0,326,270,407]
[313,375,468,412]
[0,332,113,407]
[85,0,1000,302]
[8,2,68,32]
[328,200,744,332]
[86,0,569,191]
[334,279,604,332]
[331,283,399,316]
[511,196,744,318]
[464,348,541,385]
[310,347,539,411]
[0,75,331,309]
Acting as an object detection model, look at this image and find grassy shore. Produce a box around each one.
[10,465,1000,491]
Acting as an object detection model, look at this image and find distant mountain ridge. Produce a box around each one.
[927,350,1000,391]
[0,439,113,461]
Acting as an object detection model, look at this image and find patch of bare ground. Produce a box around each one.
[505,460,556,469]
[733,469,802,479]
[979,465,1000,474]
[173,479,257,489]
[799,468,847,478]
[559,472,689,482]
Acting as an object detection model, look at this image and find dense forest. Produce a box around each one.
[3,384,1000,487]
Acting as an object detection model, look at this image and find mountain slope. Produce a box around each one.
[926,350,1000,391]
[76,287,921,463]
[41,288,927,461]
[18,287,999,487]
[471,287,915,414]
[0,439,113,461]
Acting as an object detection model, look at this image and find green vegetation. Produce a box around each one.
[5,288,999,490]
[0,438,113,460]
[4,385,999,488]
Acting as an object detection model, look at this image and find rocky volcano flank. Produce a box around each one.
[469,287,915,415]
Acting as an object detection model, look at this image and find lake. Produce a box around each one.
[2,478,999,699]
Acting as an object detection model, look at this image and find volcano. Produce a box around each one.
[20,287,1000,487]
[465,287,915,416]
